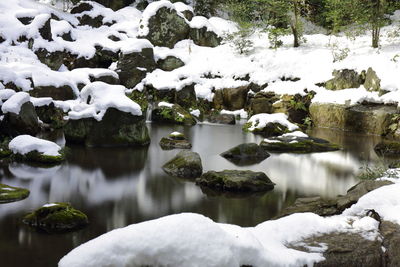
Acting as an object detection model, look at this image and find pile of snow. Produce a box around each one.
[280,131,309,138]
[67,82,142,121]
[246,113,299,132]
[220,108,248,119]
[59,170,400,267]
[1,92,31,114]
[9,135,62,156]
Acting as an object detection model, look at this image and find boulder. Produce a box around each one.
[207,113,235,125]
[139,4,190,48]
[157,56,185,71]
[151,103,196,125]
[243,113,299,137]
[363,67,381,92]
[34,48,68,71]
[325,69,364,90]
[64,108,150,147]
[35,102,66,129]
[159,132,192,150]
[0,183,30,204]
[374,141,400,156]
[309,103,400,135]
[38,16,53,41]
[380,221,400,266]
[213,86,250,110]
[70,2,93,14]
[189,17,221,47]
[22,203,89,233]
[116,42,156,88]
[91,0,135,11]
[30,84,75,101]
[196,170,275,192]
[1,101,40,137]
[162,150,203,178]
[220,143,270,166]
[260,134,340,153]
[175,84,197,109]
[247,91,278,115]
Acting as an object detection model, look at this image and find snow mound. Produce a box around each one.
[67,82,142,121]
[246,113,299,132]
[9,135,62,157]
[1,92,31,114]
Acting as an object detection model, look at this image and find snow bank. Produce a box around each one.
[67,82,142,121]
[9,135,62,157]
[59,169,400,267]
[1,92,31,114]
[246,113,299,132]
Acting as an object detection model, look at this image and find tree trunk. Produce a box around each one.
[292,0,300,48]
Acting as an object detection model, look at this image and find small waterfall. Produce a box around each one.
[146,102,153,123]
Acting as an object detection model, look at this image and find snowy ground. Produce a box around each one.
[59,170,400,267]
[1,0,400,119]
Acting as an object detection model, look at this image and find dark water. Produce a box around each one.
[0,123,387,266]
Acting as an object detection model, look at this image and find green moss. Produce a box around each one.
[23,202,89,233]
[12,149,66,165]
[152,105,196,126]
[260,138,340,153]
[0,184,30,204]
[127,90,148,112]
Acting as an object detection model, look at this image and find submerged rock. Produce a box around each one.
[162,150,203,178]
[0,183,30,204]
[196,170,275,192]
[151,102,196,126]
[260,132,340,153]
[22,202,89,233]
[220,143,270,166]
[159,132,192,150]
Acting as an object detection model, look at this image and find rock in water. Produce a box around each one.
[23,203,89,233]
[220,143,269,166]
[162,150,202,178]
[159,132,192,150]
[151,102,196,126]
[196,170,275,192]
[0,184,30,204]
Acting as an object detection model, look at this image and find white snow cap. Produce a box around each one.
[246,113,299,132]
[1,92,31,114]
[9,135,62,157]
[68,82,142,121]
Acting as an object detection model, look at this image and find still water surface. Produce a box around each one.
[0,123,386,266]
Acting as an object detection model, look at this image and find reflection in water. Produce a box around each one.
[0,124,389,267]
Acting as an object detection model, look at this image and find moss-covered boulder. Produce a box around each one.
[151,103,196,125]
[363,67,381,92]
[22,203,89,233]
[220,143,270,166]
[189,17,221,47]
[138,4,190,48]
[159,132,192,150]
[116,41,156,88]
[309,103,400,135]
[157,56,185,71]
[162,150,203,178]
[246,91,278,115]
[196,170,275,192]
[325,69,364,90]
[0,184,30,204]
[35,102,66,129]
[64,108,150,147]
[243,113,299,137]
[260,134,340,153]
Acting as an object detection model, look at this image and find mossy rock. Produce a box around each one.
[13,149,66,165]
[243,122,290,137]
[374,141,400,156]
[0,184,30,204]
[159,133,191,150]
[22,202,88,233]
[220,143,270,166]
[127,90,149,112]
[162,150,202,179]
[196,170,275,192]
[157,56,185,71]
[260,136,340,153]
[207,113,236,125]
[325,69,364,91]
[35,103,66,129]
[151,104,196,126]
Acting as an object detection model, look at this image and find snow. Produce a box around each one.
[190,16,216,32]
[42,203,58,207]
[170,131,182,136]
[190,109,200,117]
[9,135,62,157]
[220,109,248,119]
[119,38,153,54]
[1,92,31,114]
[246,113,299,132]
[59,170,400,266]
[67,82,142,121]
[173,2,193,13]
[281,131,309,138]
[158,101,174,108]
